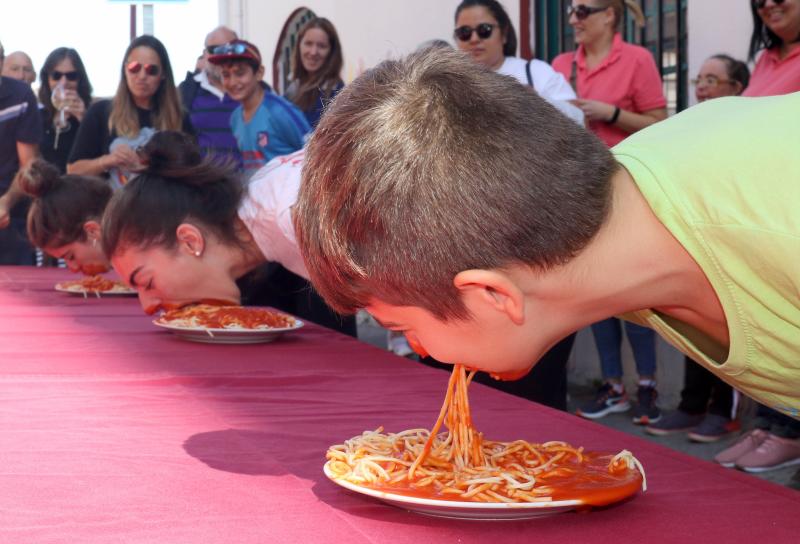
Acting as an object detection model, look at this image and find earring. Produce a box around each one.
[194,251,201,257]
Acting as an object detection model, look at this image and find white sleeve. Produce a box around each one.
[531,61,585,125]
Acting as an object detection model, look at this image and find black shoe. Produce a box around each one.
[632,385,661,425]
[576,383,631,420]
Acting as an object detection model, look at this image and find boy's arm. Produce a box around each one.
[0,141,37,229]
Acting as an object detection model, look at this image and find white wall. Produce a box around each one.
[221,0,519,86]
[687,0,753,106]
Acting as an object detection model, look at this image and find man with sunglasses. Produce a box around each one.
[0,39,41,265]
[178,26,242,167]
[208,39,309,176]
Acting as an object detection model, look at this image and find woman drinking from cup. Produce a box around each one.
[38,48,93,173]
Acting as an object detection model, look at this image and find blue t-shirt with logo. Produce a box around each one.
[230,91,309,175]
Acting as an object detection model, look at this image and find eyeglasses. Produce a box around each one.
[566,4,610,20]
[454,23,496,42]
[753,0,785,8]
[211,42,248,55]
[690,75,732,87]
[50,70,79,82]
[126,61,161,77]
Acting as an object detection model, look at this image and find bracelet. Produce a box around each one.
[606,106,621,125]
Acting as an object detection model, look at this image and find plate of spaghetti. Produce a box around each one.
[324,365,646,519]
[54,275,137,297]
[153,304,303,344]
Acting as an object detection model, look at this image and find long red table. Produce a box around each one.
[1,267,798,543]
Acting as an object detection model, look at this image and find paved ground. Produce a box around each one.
[356,312,799,491]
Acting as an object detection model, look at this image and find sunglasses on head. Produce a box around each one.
[567,4,610,20]
[454,23,496,42]
[753,0,785,8]
[51,70,79,82]
[126,61,161,76]
[211,42,248,55]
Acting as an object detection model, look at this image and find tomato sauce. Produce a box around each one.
[368,451,642,507]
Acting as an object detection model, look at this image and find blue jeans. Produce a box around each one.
[591,318,656,380]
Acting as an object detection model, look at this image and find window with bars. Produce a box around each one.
[532,0,687,114]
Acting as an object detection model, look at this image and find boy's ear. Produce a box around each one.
[82,220,101,241]
[453,269,525,325]
[175,223,205,257]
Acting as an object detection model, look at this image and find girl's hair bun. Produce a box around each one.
[139,131,202,176]
[18,159,61,198]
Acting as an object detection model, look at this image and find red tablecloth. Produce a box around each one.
[1,267,798,543]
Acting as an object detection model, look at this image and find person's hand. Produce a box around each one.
[0,196,10,230]
[63,90,86,123]
[103,144,142,172]
[569,99,617,123]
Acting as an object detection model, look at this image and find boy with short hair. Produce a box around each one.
[208,40,309,175]
[293,48,800,422]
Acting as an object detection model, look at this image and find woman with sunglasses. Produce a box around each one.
[67,35,193,188]
[552,1,667,426]
[37,48,93,174]
[453,0,584,125]
[744,0,800,96]
[284,17,344,129]
[18,159,112,275]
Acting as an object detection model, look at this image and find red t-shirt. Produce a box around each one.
[552,33,666,148]
[743,45,800,97]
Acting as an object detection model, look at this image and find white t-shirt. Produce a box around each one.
[496,57,584,125]
[237,149,309,280]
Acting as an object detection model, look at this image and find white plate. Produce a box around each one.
[54,283,137,297]
[152,318,304,344]
[324,463,585,520]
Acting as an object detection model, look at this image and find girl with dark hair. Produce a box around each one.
[284,17,344,128]
[744,0,800,96]
[453,0,584,124]
[67,35,193,187]
[102,131,355,336]
[18,159,112,275]
[38,48,94,173]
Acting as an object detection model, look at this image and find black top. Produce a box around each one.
[40,111,80,174]
[68,99,194,165]
[0,76,42,191]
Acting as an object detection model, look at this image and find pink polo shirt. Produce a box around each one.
[743,45,800,97]
[552,33,666,147]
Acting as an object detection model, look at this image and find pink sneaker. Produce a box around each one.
[735,433,800,473]
[713,429,768,468]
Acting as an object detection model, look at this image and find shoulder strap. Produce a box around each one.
[569,52,579,96]
[525,59,534,90]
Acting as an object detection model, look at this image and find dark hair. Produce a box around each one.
[110,35,183,138]
[102,130,245,258]
[37,48,93,119]
[289,17,344,112]
[455,0,517,57]
[710,53,750,92]
[295,48,615,320]
[748,2,799,60]
[20,159,111,249]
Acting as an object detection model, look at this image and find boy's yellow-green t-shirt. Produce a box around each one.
[612,92,800,419]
